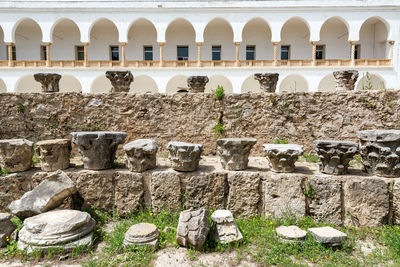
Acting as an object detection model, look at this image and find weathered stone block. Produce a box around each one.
[254,73,279,92]
[227,172,260,217]
[0,139,33,173]
[123,223,159,248]
[151,170,182,213]
[308,226,347,246]
[187,76,209,93]
[276,225,306,243]
[333,70,358,91]
[0,171,33,211]
[393,180,400,225]
[343,177,389,227]
[36,139,71,171]
[123,139,158,172]
[114,171,144,216]
[217,138,257,171]
[211,209,242,243]
[105,71,134,93]
[34,73,62,92]
[176,208,210,249]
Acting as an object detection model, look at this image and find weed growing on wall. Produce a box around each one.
[213,85,225,100]
[362,72,373,90]
[273,138,288,144]
[213,118,225,139]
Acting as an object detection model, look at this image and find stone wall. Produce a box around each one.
[0,90,399,155]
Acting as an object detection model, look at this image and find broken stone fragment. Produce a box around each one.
[314,140,359,175]
[211,210,242,243]
[263,144,303,173]
[167,141,203,171]
[176,208,210,249]
[17,209,95,253]
[36,139,71,172]
[71,131,127,170]
[308,226,347,246]
[216,138,257,171]
[0,139,33,173]
[123,223,159,248]
[333,70,359,91]
[105,71,134,93]
[187,76,209,93]
[33,73,62,92]
[357,129,400,178]
[254,73,279,92]
[8,170,76,219]
[276,225,306,243]
[123,139,158,172]
[0,213,16,247]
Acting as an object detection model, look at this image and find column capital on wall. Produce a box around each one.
[83,42,90,46]
[310,41,318,45]
[196,42,203,46]
[272,41,280,45]
[158,42,165,46]
[388,40,395,45]
[120,42,127,46]
[234,42,241,46]
[44,42,52,46]
[5,42,14,46]
[349,40,358,45]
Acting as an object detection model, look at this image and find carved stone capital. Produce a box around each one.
[263,144,303,173]
[167,141,203,171]
[254,73,279,93]
[211,210,242,243]
[216,138,257,171]
[187,76,209,93]
[34,73,62,93]
[333,70,359,91]
[123,139,158,172]
[0,139,33,173]
[36,139,71,172]
[105,71,134,93]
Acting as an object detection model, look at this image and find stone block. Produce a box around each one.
[211,210,242,243]
[0,139,33,173]
[123,139,158,172]
[276,225,306,243]
[123,223,159,248]
[392,180,400,225]
[308,226,347,246]
[176,208,210,249]
[114,171,144,216]
[0,171,33,211]
[36,139,71,172]
[151,170,182,213]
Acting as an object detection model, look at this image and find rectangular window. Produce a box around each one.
[143,46,153,61]
[76,46,84,60]
[6,46,16,60]
[40,45,47,60]
[110,46,120,61]
[246,45,256,60]
[316,45,325,60]
[281,45,290,60]
[212,45,221,61]
[177,46,188,61]
[354,44,361,59]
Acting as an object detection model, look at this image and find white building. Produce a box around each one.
[0,0,398,93]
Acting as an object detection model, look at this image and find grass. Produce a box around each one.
[300,153,319,163]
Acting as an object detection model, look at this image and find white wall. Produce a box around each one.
[280,18,311,60]
[240,19,273,60]
[356,73,386,90]
[127,19,159,61]
[130,75,158,94]
[279,74,308,92]
[320,18,350,59]
[89,19,119,61]
[360,20,388,59]
[15,19,42,60]
[202,18,235,60]
[0,29,6,60]
[166,74,187,93]
[241,75,261,93]
[52,20,82,60]
[165,19,196,61]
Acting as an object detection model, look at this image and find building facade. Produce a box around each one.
[0,0,398,93]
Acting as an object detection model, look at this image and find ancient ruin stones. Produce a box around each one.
[8,170,76,219]
[253,73,279,92]
[123,223,159,248]
[17,209,95,253]
[314,140,359,175]
[166,141,203,171]
[0,213,16,247]
[33,73,62,92]
[176,208,210,249]
[36,139,71,172]
[276,225,306,243]
[333,70,359,91]
[105,71,134,93]
[216,138,257,171]
[263,144,303,173]
[308,226,347,246]
[187,76,209,93]
[0,139,33,173]
[151,170,182,213]
[71,131,127,170]
[210,210,242,243]
[123,139,158,172]
[357,129,400,178]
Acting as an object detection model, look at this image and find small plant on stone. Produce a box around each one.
[0,168,9,176]
[162,153,169,159]
[273,138,288,144]
[17,103,24,113]
[213,85,224,100]
[303,182,315,199]
[362,72,373,90]
[302,153,319,163]
[349,154,363,167]
[213,119,225,139]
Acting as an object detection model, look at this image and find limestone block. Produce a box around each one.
[8,170,76,219]
[36,139,71,171]
[314,140,359,175]
[333,70,358,91]
[253,73,279,92]
[216,138,257,171]
[357,130,400,178]
[176,208,210,249]
[18,209,95,253]
[123,223,159,248]
[105,71,134,93]
[114,171,144,216]
[263,173,306,219]
[0,213,16,247]
[71,131,127,170]
[187,76,209,93]
[263,144,303,173]
[167,141,203,172]
[184,172,228,210]
[393,180,400,225]
[151,170,182,213]
[308,226,347,246]
[276,225,306,243]
[123,139,158,172]
[211,210,242,243]
[33,73,62,92]
[0,139,33,173]
[308,175,342,225]
[0,171,33,211]
[227,172,260,217]
[343,177,389,227]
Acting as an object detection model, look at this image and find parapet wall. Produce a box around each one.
[0,90,399,155]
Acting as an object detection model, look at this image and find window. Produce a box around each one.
[110,46,120,61]
[143,46,153,61]
[6,45,16,60]
[40,45,47,60]
[76,46,84,60]
[316,45,325,60]
[281,45,290,60]
[246,45,256,60]
[212,45,221,61]
[177,46,188,61]
[354,45,360,59]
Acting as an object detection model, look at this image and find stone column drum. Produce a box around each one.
[314,140,359,175]
[36,139,72,171]
[263,144,303,173]
[0,139,33,173]
[333,70,359,91]
[187,76,209,93]
[123,223,159,248]
[357,129,400,177]
[254,73,279,92]
[33,73,62,92]
[105,71,134,93]
[216,138,257,171]
[166,141,203,171]
[123,139,158,172]
[71,131,127,170]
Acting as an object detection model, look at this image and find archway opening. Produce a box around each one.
[359,17,389,59]
[90,75,111,93]
[165,18,196,61]
[130,75,158,94]
[205,75,233,94]
[14,19,43,60]
[241,75,261,93]
[356,73,386,90]
[89,18,119,61]
[318,74,336,92]
[166,74,188,94]
[60,75,82,92]
[279,74,308,92]
[241,18,272,60]
[15,75,42,93]
[52,19,81,60]
[280,17,311,60]
[127,19,158,61]
[203,18,234,60]
[319,17,350,59]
